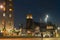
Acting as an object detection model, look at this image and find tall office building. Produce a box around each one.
[26,14,33,31]
[0,0,14,31]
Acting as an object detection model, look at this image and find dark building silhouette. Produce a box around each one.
[19,24,23,29]
[26,14,33,31]
[33,22,46,32]
[26,14,47,32]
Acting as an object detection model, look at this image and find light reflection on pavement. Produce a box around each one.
[0,38,60,40]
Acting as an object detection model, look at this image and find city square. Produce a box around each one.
[0,0,60,40]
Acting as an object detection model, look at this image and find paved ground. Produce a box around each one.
[0,38,60,40]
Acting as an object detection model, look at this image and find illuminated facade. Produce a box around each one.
[0,0,14,31]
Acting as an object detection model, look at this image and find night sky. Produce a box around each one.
[13,0,60,28]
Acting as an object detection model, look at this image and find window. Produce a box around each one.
[30,16,33,19]
[3,13,5,17]
[3,8,6,11]
[27,16,29,19]
[9,4,12,6]
[9,8,12,11]
[9,14,12,18]
[46,26,53,29]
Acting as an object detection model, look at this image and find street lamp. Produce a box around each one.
[45,15,49,23]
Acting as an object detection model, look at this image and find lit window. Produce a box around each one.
[46,26,53,29]
[3,8,6,11]
[9,8,12,11]
[27,16,29,19]
[30,16,33,19]
[26,16,33,19]
[27,30,31,34]
[9,14,12,18]
[9,4,12,6]
[35,26,40,31]
[3,13,5,17]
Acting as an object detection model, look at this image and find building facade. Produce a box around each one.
[0,0,14,31]
[26,14,33,32]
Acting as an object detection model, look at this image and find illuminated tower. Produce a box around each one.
[26,14,33,31]
[0,0,14,31]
